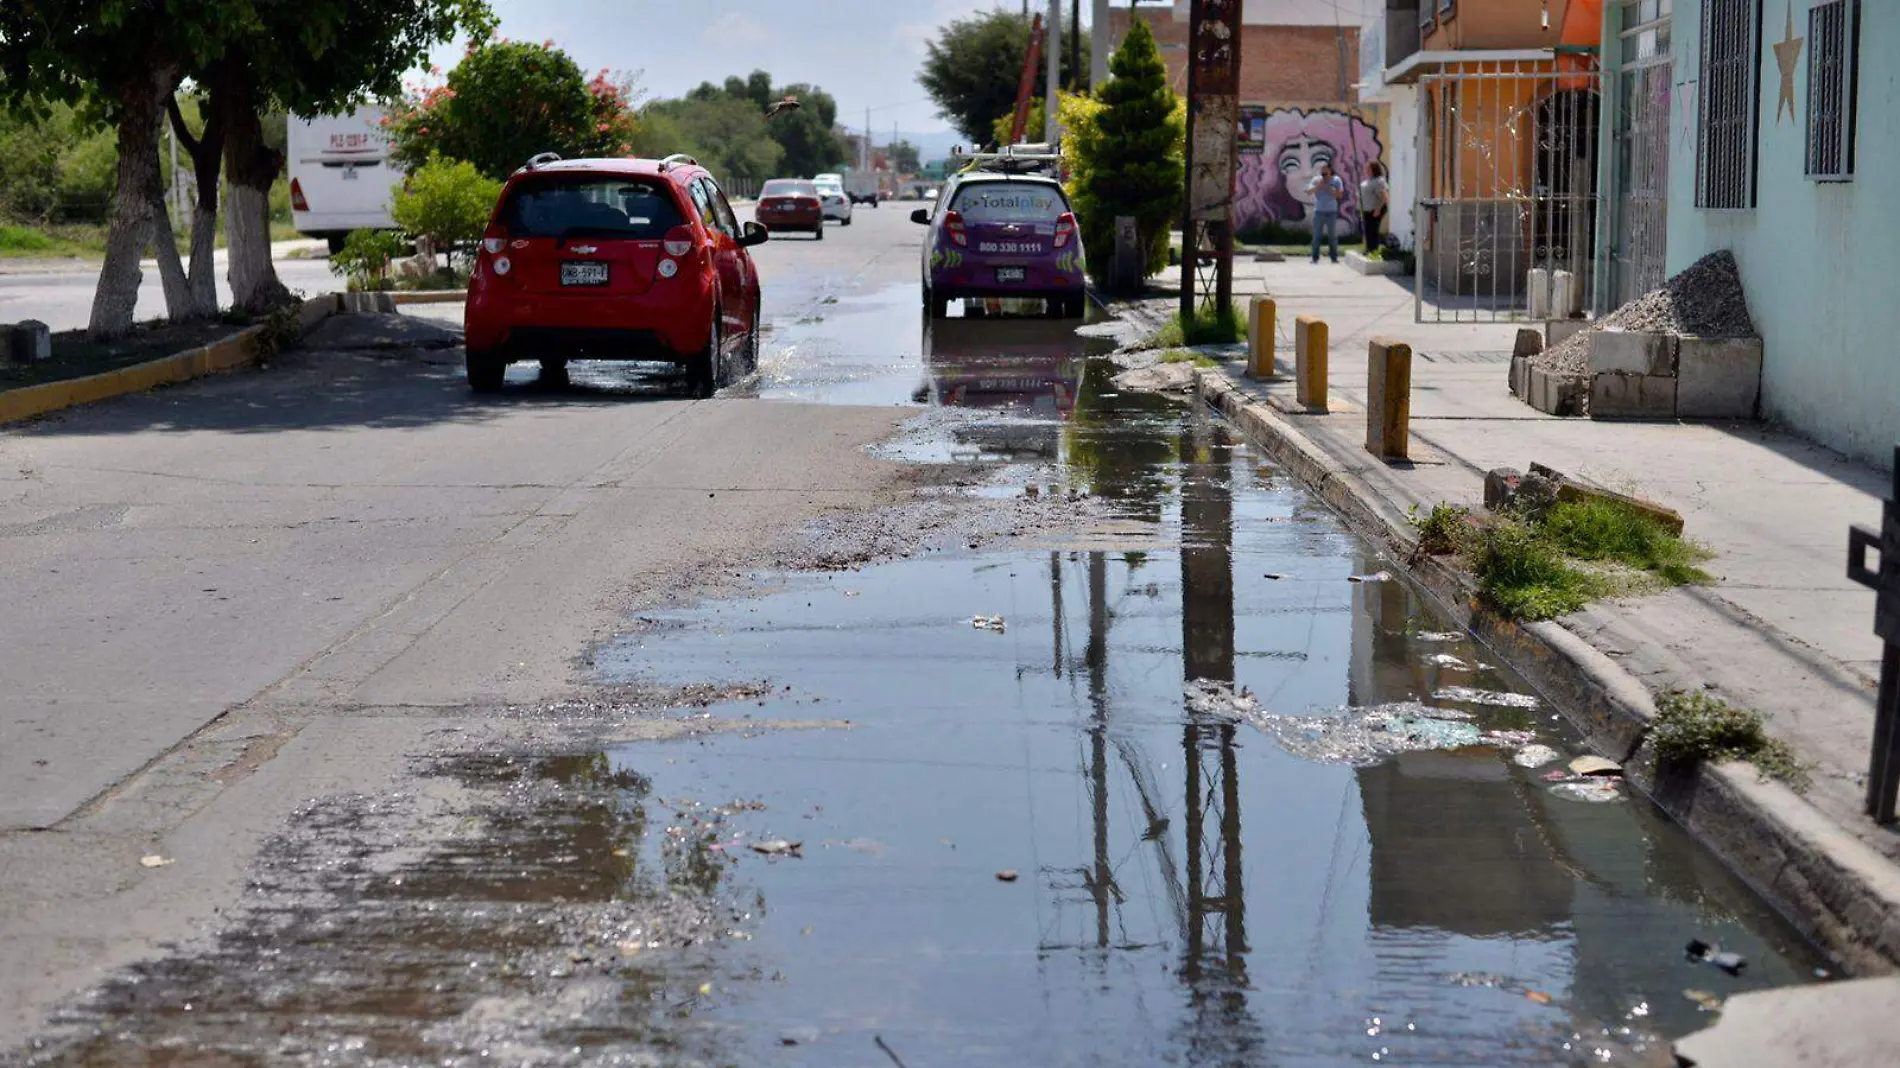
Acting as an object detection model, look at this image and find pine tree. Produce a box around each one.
[1070,19,1183,286]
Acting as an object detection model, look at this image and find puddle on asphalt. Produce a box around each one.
[583,308,1828,1064]
[22,293,1830,1066]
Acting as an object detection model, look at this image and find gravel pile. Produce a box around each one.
[1532,250,1757,379]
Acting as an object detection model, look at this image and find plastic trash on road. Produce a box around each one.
[1242,701,1486,767]
[1513,744,1562,768]
[1434,686,1541,710]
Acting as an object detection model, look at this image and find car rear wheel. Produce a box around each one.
[814,224,825,241]
[742,309,761,376]
[467,351,505,393]
[538,357,569,384]
[685,309,724,399]
[927,289,950,319]
[841,215,852,227]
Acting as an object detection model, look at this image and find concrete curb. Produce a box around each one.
[390,290,466,306]
[0,294,340,427]
[1187,362,1900,975]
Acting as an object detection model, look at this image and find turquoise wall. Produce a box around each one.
[1665,0,1899,469]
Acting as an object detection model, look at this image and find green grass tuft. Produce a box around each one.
[1158,349,1219,368]
[1151,301,1244,347]
[0,225,58,252]
[1466,516,1605,621]
[1408,502,1470,556]
[1651,690,1810,792]
[1541,498,1714,584]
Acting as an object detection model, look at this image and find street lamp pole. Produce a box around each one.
[1045,0,1061,145]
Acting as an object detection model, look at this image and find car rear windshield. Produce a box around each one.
[762,180,817,198]
[948,181,1067,223]
[500,176,685,239]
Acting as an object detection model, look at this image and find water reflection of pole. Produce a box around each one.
[1087,551,1112,949]
[1176,410,1258,1062]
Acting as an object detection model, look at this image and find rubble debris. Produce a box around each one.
[1348,571,1394,584]
[750,840,803,857]
[1686,940,1748,975]
[1568,755,1623,777]
[1433,686,1540,710]
[138,855,174,869]
[1424,653,1469,669]
[1683,989,1725,1013]
[1185,679,1258,717]
[1532,251,1758,382]
[1514,744,1562,768]
[1244,702,1486,766]
[1550,780,1623,803]
[1414,631,1464,643]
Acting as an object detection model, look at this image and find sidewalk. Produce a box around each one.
[1117,257,1899,968]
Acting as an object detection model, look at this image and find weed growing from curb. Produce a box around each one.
[1151,301,1244,347]
[1159,349,1219,369]
[1542,498,1714,586]
[1467,516,1605,621]
[1408,502,1470,556]
[1651,690,1811,793]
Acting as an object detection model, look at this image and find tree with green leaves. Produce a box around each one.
[687,73,847,178]
[388,38,632,184]
[1067,19,1181,288]
[887,139,920,175]
[637,97,783,186]
[919,10,1086,145]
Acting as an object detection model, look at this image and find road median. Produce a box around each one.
[0,294,340,426]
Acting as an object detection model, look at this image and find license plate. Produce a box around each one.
[995,267,1027,284]
[561,261,609,286]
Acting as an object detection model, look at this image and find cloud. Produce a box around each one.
[703,11,770,48]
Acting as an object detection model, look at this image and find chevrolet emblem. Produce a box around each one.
[572,245,598,254]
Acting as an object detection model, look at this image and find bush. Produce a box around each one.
[390,155,500,256]
[1466,516,1604,621]
[329,228,405,291]
[1651,690,1810,792]
[1066,20,1183,285]
[1409,502,1470,556]
[1234,220,1309,246]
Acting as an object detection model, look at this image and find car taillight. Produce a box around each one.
[482,236,506,254]
[289,178,308,213]
[944,210,967,247]
[1053,212,1076,249]
[663,224,695,258]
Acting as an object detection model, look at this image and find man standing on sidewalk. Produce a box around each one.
[1306,162,1345,264]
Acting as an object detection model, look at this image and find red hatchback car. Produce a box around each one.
[464,153,768,396]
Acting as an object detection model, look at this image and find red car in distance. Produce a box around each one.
[463,153,768,397]
[754,179,825,239]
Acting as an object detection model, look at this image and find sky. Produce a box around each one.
[428,0,1061,145]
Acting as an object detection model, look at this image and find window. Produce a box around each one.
[706,182,742,235]
[1438,0,1457,17]
[1805,0,1859,180]
[500,177,684,239]
[947,179,1069,223]
[1696,0,1762,209]
[694,178,736,236]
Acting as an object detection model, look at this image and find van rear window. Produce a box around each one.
[501,177,685,239]
[948,182,1067,223]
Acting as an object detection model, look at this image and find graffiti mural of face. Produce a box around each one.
[1278,136,1338,209]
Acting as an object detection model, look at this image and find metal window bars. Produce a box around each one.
[1695,0,1761,210]
[1805,0,1858,181]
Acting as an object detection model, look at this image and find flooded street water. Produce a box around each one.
[14,272,1829,1067]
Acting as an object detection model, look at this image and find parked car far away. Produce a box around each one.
[287,108,404,254]
[463,153,768,397]
[913,148,1084,320]
[754,179,825,240]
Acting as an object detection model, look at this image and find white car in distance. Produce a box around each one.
[811,175,853,226]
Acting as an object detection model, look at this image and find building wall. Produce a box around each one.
[1107,9,1360,103]
[1422,0,1583,49]
[1234,103,1390,235]
[1665,0,1899,469]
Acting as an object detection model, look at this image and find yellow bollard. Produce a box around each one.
[1365,337,1414,460]
[1294,315,1329,410]
[1247,296,1276,379]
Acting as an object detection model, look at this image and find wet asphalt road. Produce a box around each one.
[1,206,1832,1066]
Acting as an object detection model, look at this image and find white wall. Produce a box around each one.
[1667,1,1900,469]
[1384,84,1420,249]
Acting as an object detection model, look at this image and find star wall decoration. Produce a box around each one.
[1773,0,1805,124]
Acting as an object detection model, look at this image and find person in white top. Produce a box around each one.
[1359,161,1390,254]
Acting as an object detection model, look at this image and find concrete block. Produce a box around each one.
[1484,467,1524,510]
[1589,329,1677,377]
[1509,355,1529,399]
[1527,268,1552,319]
[1513,327,1544,359]
[1590,372,1678,420]
[1677,336,1763,419]
[1547,318,1588,348]
[1552,270,1583,318]
[6,320,51,364]
[1525,366,1584,416]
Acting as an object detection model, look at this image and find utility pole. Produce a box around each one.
[863,106,871,172]
[1070,0,1081,92]
[1180,0,1242,326]
[1045,0,1061,145]
[1091,0,1110,90]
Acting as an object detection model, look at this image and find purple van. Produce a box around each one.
[912,172,1086,319]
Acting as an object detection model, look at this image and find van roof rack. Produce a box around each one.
[954,143,1062,176]
[659,153,698,170]
[523,151,562,171]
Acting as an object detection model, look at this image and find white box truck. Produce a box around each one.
[287,108,404,254]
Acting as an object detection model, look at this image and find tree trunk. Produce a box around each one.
[169,87,226,318]
[220,55,290,314]
[89,69,178,339]
[149,191,193,319]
